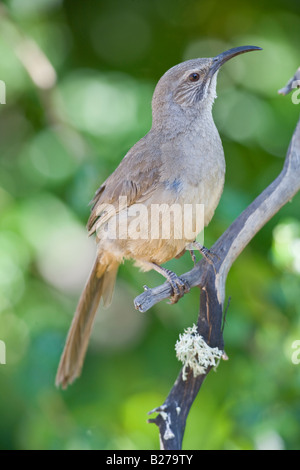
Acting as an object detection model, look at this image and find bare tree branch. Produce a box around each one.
[136,69,300,450]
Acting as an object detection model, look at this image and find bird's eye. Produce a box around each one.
[189,72,200,82]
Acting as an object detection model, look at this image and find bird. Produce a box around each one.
[56,45,262,388]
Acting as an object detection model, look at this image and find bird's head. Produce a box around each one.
[152,45,262,128]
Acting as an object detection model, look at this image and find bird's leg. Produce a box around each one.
[186,241,220,265]
[188,249,197,266]
[146,262,190,304]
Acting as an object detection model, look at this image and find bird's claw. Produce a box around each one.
[200,246,220,264]
[166,270,190,304]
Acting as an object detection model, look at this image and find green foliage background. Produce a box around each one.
[0,0,299,450]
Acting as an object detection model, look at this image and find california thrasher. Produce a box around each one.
[56,45,261,388]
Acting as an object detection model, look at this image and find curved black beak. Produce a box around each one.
[209,45,262,76]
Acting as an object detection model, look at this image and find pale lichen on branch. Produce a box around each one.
[175,324,223,380]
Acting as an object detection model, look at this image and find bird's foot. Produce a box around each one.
[199,245,220,264]
[187,242,220,265]
[164,269,190,304]
[144,262,190,304]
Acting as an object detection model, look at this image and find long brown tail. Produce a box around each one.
[55,258,119,389]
